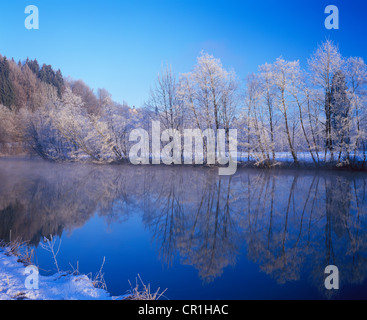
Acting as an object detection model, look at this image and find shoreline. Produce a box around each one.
[0,242,165,301]
[1,154,367,173]
[0,247,121,300]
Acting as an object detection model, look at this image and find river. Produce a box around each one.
[0,158,366,299]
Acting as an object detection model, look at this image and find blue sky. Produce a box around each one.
[0,0,366,107]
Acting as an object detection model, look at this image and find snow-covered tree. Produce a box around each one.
[272,57,301,163]
[330,70,351,161]
[179,52,239,132]
[345,57,367,163]
[308,40,344,160]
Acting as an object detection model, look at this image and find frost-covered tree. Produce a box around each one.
[243,73,272,164]
[146,65,184,131]
[272,57,301,163]
[99,95,141,161]
[345,57,367,163]
[308,40,344,160]
[179,52,239,132]
[178,52,240,164]
[67,79,100,115]
[259,63,277,161]
[330,70,351,161]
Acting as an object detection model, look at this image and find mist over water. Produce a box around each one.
[0,158,367,299]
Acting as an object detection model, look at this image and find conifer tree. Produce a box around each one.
[0,57,15,109]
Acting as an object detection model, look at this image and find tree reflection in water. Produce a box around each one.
[0,159,366,297]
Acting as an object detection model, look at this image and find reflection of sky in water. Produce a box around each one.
[0,158,367,299]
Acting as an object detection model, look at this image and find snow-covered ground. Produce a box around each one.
[238,151,365,163]
[0,248,124,300]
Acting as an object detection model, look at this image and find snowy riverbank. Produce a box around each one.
[0,248,124,300]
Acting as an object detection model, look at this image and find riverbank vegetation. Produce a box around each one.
[0,40,366,169]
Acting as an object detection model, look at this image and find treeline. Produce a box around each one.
[0,40,366,168]
[146,40,367,167]
[240,41,367,167]
[0,56,64,111]
[0,55,136,157]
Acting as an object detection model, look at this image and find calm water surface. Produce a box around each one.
[0,158,367,300]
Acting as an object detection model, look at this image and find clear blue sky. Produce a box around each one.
[0,0,366,107]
